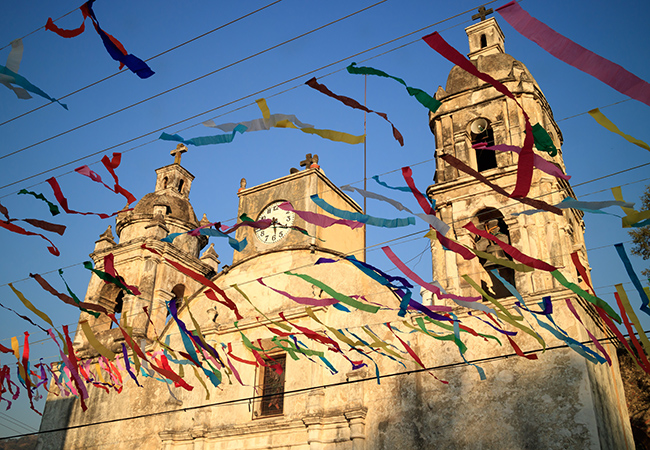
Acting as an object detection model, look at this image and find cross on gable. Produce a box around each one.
[299,153,319,170]
[472,6,493,22]
[171,144,188,164]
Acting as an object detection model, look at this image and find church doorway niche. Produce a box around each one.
[473,208,516,299]
[470,118,497,172]
[162,177,168,189]
[178,179,184,194]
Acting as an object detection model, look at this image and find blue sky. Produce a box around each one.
[0,0,649,437]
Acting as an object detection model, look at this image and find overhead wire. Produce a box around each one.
[0,0,497,195]
[0,6,80,51]
[0,329,646,441]
[0,1,284,127]
[0,0,389,162]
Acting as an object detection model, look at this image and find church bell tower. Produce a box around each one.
[426,15,589,302]
[74,145,219,356]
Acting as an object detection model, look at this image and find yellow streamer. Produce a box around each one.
[255,99,365,145]
[588,108,650,152]
[9,283,65,344]
[615,284,650,356]
[298,127,365,144]
[256,98,271,120]
[611,186,650,227]
[305,307,362,347]
[80,320,116,361]
[10,337,19,360]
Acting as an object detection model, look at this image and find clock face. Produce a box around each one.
[255,201,296,244]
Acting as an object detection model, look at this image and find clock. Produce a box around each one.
[255,201,296,244]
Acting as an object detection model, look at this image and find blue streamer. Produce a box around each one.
[615,243,650,316]
[0,64,67,109]
[372,175,411,192]
[85,0,154,79]
[311,194,415,228]
[451,312,486,380]
[160,124,247,147]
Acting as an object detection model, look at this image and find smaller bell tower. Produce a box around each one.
[74,145,218,356]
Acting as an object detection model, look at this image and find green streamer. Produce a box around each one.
[531,124,557,157]
[18,189,60,216]
[346,62,441,113]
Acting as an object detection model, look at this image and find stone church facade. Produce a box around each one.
[37,16,635,450]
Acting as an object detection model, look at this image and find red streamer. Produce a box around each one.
[46,176,126,219]
[463,222,557,271]
[305,77,402,146]
[441,154,562,215]
[421,31,534,198]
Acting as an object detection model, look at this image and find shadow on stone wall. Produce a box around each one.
[35,396,76,450]
[372,350,596,450]
[618,346,650,450]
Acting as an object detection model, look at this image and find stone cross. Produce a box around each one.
[472,6,493,21]
[300,153,319,170]
[171,143,188,164]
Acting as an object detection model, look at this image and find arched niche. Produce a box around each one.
[472,208,516,299]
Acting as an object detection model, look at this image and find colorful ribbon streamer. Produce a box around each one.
[422,31,534,198]
[142,243,243,320]
[160,124,247,147]
[278,201,363,230]
[472,143,570,180]
[1,39,31,99]
[531,124,557,157]
[0,63,67,109]
[305,77,398,145]
[0,220,60,256]
[588,108,650,152]
[615,243,650,316]
[611,186,650,228]
[284,271,380,313]
[496,1,650,107]
[442,154,562,215]
[311,194,415,228]
[46,176,127,219]
[346,62,441,113]
[17,189,60,216]
[513,197,635,217]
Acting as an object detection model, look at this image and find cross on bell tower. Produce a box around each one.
[171,143,188,165]
[471,6,493,22]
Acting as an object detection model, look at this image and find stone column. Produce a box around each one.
[192,426,206,450]
[345,408,368,450]
[345,369,367,450]
[159,430,174,450]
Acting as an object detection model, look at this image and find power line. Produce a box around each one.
[1,330,644,441]
[0,1,387,162]
[0,0,495,195]
[0,1,283,128]
[0,5,80,52]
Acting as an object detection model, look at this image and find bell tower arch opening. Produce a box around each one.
[470,118,497,171]
[472,208,516,299]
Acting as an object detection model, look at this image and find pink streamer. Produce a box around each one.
[278,202,364,229]
[382,245,482,304]
[257,278,339,306]
[422,31,535,198]
[497,2,650,107]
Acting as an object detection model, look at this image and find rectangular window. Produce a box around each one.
[256,354,286,418]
